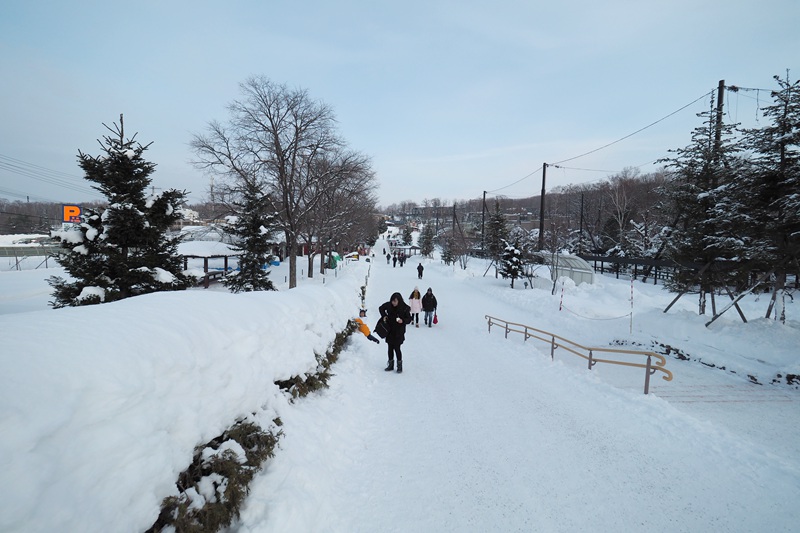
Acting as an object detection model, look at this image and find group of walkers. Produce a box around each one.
[352,243,440,374]
[407,286,437,328]
[386,250,410,268]
[374,286,437,373]
[382,248,426,280]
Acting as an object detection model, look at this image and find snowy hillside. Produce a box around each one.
[1,234,798,532]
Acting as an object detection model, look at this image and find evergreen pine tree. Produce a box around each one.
[441,236,455,266]
[739,73,800,322]
[625,211,669,259]
[222,189,277,293]
[402,226,413,246]
[485,201,509,263]
[660,94,746,313]
[499,239,523,288]
[48,116,190,308]
[418,223,435,257]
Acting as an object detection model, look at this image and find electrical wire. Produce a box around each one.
[486,166,542,194]
[0,153,206,205]
[482,88,716,196]
[551,90,715,166]
[0,153,99,198]
[551,165,618,173]
[0,186,64,203]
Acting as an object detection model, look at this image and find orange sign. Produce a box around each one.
[62,205,82,223]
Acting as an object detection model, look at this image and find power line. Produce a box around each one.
[483,88,716,196]
[550,165,618,173]
[727,85,771,93]
[486,166,542,194]
[0,209,62,221]
[0,154,83,180]
[0,153,207,204]
[552,157,663,176]
[0,153,100,199]
[0,185,66,203]
[551,89,715,166]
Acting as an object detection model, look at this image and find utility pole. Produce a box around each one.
[538,163,547,251]
[712,79,725,188]
[481,191,487,250]
[579,192,585,255]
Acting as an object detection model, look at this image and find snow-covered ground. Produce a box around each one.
[1,233,798,532]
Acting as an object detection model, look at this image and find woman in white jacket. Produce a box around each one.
[408,287,422,328]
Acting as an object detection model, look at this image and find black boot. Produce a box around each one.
[384,360,394,371]
[396,361,403,373]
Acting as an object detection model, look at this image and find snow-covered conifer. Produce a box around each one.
[485,200,509,262]
[49,116,189,307]
[738,73,800,322]
[660,93,746,313]
[222,189,277,293]
[418,223,436,257]
[499,239,523,288]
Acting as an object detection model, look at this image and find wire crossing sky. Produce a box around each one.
[1,0,797,207]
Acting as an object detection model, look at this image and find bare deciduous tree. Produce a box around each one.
[192,77,346,288]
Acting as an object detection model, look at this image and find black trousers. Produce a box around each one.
[387,343,403,362]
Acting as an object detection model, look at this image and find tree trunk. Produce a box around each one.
[767,270,787,323]
[287,238,297,289]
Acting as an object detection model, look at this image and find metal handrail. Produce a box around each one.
[485,314,673,394]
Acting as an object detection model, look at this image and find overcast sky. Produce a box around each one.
[1,0,798,208]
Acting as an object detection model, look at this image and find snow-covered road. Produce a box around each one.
[233,240,800,532]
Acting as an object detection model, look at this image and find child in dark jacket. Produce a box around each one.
[353,309,380,343]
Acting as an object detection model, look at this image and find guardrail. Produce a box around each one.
[485,315,673,394]
[0,245,62,270]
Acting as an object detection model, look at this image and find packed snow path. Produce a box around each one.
[233,240,800,532]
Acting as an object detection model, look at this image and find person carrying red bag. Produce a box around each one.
[421,287,438,328]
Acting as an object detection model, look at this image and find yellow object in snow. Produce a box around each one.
[354,317,372,337]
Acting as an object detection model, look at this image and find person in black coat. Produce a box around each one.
[378,291,412,373]
[421,287,438,327]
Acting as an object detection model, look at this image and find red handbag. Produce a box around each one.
[433,313,438,325]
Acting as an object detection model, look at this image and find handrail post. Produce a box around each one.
[644,355,653,395]
[504,323,509,339]
[588,349,596,370]
[550,335,555,361]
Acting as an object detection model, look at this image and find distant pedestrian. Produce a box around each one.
[422,287,438,327]
[392,255,397,268]
[408,287,422,327]
[417,262,424,279]
[386,253,391,264]
[378,292,412,373]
